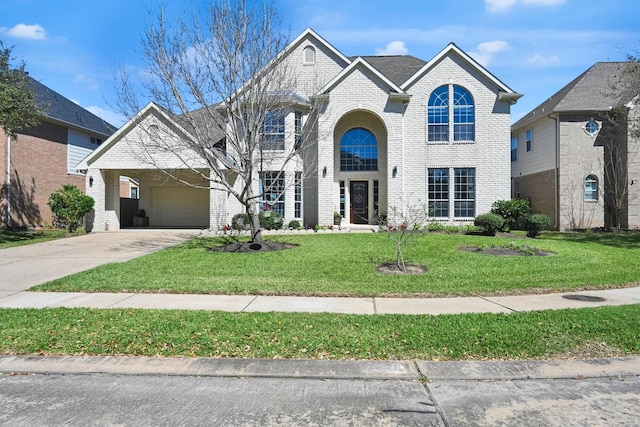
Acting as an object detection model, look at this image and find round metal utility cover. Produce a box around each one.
[562,294,605,302]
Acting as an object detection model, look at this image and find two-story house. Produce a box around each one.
[79,28,521,231]
[511,62,639,230]
[1,77,117,228]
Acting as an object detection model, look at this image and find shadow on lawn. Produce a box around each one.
[541,230,640,250]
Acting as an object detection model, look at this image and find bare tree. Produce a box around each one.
[600,54,640,229]
[378,198,430,273]
[115,0,315,242]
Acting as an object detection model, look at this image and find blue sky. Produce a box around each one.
[1,0,638,127]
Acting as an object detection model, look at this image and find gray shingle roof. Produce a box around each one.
[28,77,117,136]
[512,62,639,130]
[352,55,427,87]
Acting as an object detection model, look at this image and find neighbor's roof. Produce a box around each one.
[28,77,118,137]
[512,62,640,130]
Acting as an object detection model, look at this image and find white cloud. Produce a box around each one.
[85,105,126,128]
[485,0,517,13]
[1,23,47,40]
[469,40,511,66]
[526,53,560,66]
[75,74,100,91]
[375,41,409,56]
[485,0,565,13]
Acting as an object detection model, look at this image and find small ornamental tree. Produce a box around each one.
[48,185,94,233]
[379,199,429,272]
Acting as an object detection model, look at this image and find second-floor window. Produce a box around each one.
[262,111,285,150]
[428,85,475,143]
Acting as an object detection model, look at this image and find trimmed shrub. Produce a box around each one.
[47,184,94,233]
[474,213,505,236]
[523,214,551,238]
[490,199,531,231]
[259,211,283,230]
[288,220,301,230]
[231,213,250,231]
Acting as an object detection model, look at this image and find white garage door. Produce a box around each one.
[150,186,209,227]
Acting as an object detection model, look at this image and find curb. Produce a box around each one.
[419,357,640,381]
[0,355,418,381]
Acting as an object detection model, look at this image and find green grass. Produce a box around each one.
[1,305,638,360]
[33,231,640,297]
[0,228,79,249]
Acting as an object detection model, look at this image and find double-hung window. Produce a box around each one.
[262,111,285,150]
[526,129,532,152]
[585,175,598,201]
[428,168,449,217]
[259,171,285,216]
[454,168,475,217]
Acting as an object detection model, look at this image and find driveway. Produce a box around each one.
[0,230,199,293]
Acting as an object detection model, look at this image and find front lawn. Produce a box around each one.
[0,305,637,360]
[33,231,640,297]
[0,228,77,249]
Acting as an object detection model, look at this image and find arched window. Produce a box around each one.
[428,86,449,142]
[340,128,378,171]
[303,46,316,64]
[453,86,474,141]
[585,175,599,201]
[427,85,475,142]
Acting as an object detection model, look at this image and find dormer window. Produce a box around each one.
[303,46,315,64]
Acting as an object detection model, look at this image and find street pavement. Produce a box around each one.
[1,230,639,425]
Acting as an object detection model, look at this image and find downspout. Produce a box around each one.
[5,134,10,228]
[550,113,559,229]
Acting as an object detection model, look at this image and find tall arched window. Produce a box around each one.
[340,128,378,171]
[453,86,474,141]
[428,86,449,142]
[585,175,599,201]
[427,85,475,142]
[303,46,316,64]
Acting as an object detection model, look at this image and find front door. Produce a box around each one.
[350,181,369,224]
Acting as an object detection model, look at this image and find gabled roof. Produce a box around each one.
[353,55,427,87]
[287,28,351,66]
[28,77,117,136]
[77,102,193,169]
[319,57,407,95]
[512,62,639,130]
[401,42,519,97]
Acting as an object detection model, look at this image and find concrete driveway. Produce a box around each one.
[0,230,199,293]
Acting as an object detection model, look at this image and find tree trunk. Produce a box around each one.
[247,200,262,243]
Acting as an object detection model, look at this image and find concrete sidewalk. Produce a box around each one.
[1,286,640,314]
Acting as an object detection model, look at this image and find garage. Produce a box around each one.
[149,185,209,227]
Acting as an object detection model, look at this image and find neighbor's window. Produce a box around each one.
[428,168,449,217]
[511,136,518,162]
[526,129,532,152]
[585,175,598,201]
[259,171,285,216]
[262,111,285,150]
[340,127,378,171]
[584,120,600,136]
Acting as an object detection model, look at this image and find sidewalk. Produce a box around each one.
[1,286,640,314]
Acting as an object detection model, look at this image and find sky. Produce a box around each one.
[1,0,639,128]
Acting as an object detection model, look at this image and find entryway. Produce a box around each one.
[350,181,369,224]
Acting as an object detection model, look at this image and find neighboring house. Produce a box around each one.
[0,77,118,228]
[511,62,640,230]
[79,28,521,231]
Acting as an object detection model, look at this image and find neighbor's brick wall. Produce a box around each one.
[1,123,85,228]
[513,169,557,227]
